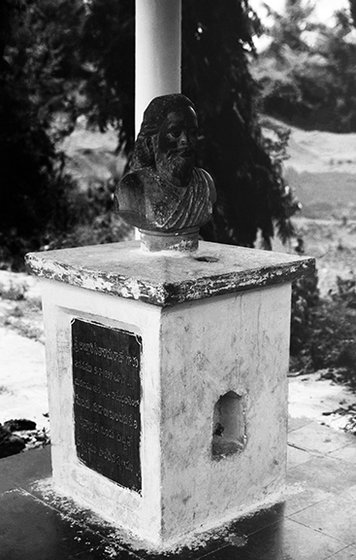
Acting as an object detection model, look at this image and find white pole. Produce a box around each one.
[135,0,182,136]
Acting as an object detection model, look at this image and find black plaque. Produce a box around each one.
[72,318,142,492]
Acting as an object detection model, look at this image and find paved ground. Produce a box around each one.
[1,417,356,560]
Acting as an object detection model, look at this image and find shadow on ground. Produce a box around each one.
[1,416,356,560]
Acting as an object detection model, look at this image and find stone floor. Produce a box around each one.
[1,417,356,560]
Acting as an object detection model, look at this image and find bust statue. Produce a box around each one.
[115,94,216,251]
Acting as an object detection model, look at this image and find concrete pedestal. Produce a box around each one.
[26,241,314,549]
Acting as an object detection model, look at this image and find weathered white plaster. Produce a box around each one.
[39,275,291,548]
[41,280,163,544]
[159,285,291,543]
[26,240,315,307]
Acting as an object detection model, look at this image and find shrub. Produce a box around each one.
[290,267,319,357]
[291,271,356,385]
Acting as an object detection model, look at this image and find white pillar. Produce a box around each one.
[135,0,182,135]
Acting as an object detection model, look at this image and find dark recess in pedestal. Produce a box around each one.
[212,391,246,459]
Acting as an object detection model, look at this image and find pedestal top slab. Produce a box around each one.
[25,241,315,307]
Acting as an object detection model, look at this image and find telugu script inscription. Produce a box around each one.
[72,319,142,492]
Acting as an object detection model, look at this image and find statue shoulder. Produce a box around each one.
[115,170,146,227]
[115,168,159,229]
[120,169,146,192]
[195,168,217,204]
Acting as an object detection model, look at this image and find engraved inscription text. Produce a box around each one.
[72,319,141,491]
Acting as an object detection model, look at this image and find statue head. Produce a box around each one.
[116,94,216,252]
[131,94,198,188]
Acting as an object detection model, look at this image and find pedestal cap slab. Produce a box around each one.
[26,240,315,307]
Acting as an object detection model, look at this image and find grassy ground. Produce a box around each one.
[285,124,356,221]
[274,124,356,294]
[274,216,356,296]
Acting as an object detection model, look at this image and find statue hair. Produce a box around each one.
[130,94,196,171]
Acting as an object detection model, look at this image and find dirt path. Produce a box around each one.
[0,327,48,432]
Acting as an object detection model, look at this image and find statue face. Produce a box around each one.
[157,107,198,162]
[154,107,198,187]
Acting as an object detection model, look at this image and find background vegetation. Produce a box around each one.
[254,0,356,132]
[0,0,297,269]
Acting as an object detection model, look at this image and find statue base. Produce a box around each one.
[139,228,199,252]
[25,241,315,550]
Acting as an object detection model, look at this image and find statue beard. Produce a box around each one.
[155,151,194,189]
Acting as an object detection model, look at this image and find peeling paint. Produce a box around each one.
[25,241,315,307]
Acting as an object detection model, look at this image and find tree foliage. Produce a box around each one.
[181,0,297,246]
[264,0,317,56]
[9,0,86,137]
[291,273,356,383]
[255,0,356,132]
[0,0,75,268]
[1,0,297,266]
[350,0,356,27]
[77,0,297,247]
[79,0,135,145]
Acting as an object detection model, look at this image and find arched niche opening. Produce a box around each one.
[212,391,246,459]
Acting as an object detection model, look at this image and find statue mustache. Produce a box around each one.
[163,147,194,159]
